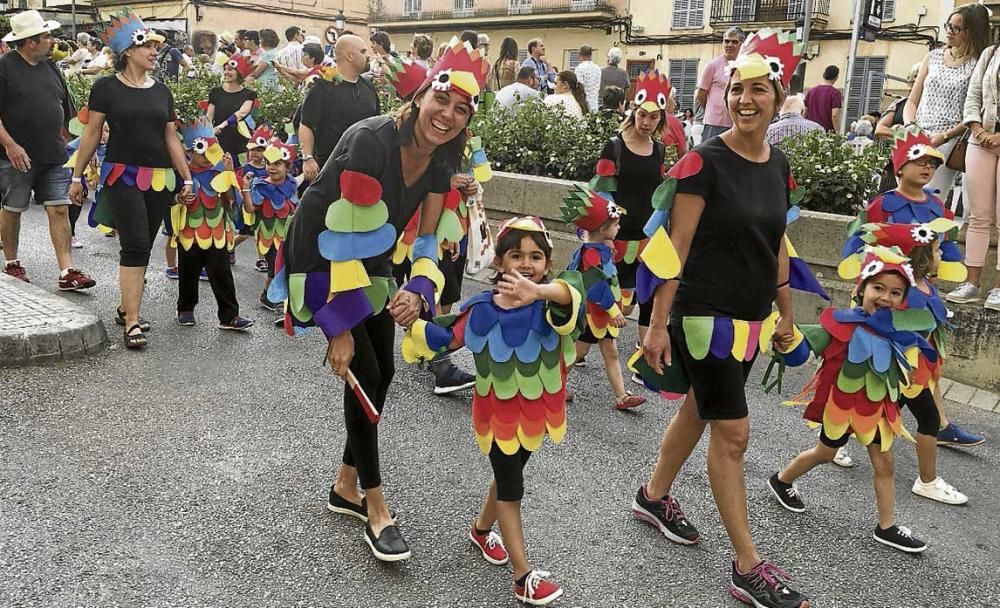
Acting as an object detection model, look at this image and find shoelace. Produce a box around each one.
[896,526,913,539]
[785,484,801,500]
[485,531,501,550]
[523,570,552,597]
[745,561,792,591]
[660,495,686,523]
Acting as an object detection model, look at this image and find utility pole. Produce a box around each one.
[71,0,77,38]
[793,0,814,93]
[841,0,866,133]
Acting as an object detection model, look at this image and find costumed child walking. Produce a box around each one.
[562,185,646,410]
[767,246,938,553]
[843,124,985,449]
[236,125,272,273]
[402,216,584,606]
[243,139,299,314]
[171,117,252,331]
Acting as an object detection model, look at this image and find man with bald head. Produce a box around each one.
[299,34,381,180]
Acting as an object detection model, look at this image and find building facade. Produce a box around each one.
[370,0,960,121]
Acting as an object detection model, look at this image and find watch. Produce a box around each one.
[303,154,315,162]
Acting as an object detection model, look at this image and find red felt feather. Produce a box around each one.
[339,170,382,206]
[667,151,703,180]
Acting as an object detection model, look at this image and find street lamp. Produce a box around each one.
[334,9,346,31]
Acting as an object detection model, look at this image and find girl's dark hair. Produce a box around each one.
[489,228,553,284]
[602,85,625,111]
[558,70,589,114]
[303,42,325,64]
[951,4,992,60]
[114,50,128,72]
[260,29,279,49]
[493,37,518,89]
[854,270,911,304]
[394,95,467,175]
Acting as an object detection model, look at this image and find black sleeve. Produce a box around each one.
[164,85,177,122]
[244,88,258,104]
[208,86,222,108]
[300,83,325,129]
[675,150,716,202]
[429,161,452,194]
[598,137,616,163]
[88,76,112,114]
[0,62,7,115]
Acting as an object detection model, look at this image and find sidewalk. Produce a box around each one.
[0,274,107,365]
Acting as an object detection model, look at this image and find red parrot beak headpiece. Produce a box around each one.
[226,53,253,79]
[890,124,945,174]
[633,69,672,114]
[729,28,803,89]
[859,219,959,255]
[842,245,916,288]
[385,55,429,101]
[263,140,297,165]
[560,184,625,232]
[415,36,489,112]
[246,126,274,151]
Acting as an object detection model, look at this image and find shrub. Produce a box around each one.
[777,130,889,216]
[470,98,620,181]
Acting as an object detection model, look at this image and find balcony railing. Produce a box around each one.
[373,0,617,23]
[710,0,830,27]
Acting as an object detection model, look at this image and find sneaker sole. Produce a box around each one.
[219,324,253,332]
[468,531,509,565]
[363,530,411,562]
[515,587,563,606]
[911,486,968,505]
[766,479,806,513]
[327,502,368,523]
[832,456,855,468]
[872,532,927,553]
[433,380,476,395]
[177,320,195,327]
[631,374,645,387]
[58,283,96,291]
[630,499,699,545]
[937,438,986,447]
[945,295,980,304]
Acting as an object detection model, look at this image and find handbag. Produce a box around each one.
[945,131,969,172]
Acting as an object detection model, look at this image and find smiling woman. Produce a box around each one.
[267,36,487,563]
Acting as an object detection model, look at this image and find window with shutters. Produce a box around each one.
[403,0,422,16]
[454,0,474,17]
[568,49,581,69]
[883,0,895,21]
[669,58,700,111]
[509,0,533,15]
[672,0,705,29]
[517,49,529,63]
[732,0,756,22]
[570,0,597,10]
[846,56,886,123]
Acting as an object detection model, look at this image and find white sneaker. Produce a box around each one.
[946,282,980,304]
[71,236,83,249]
[985,288,1000,312]
[833,446,854,468]
[912,476,968,505]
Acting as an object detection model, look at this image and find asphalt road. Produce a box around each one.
[2,204,999,607]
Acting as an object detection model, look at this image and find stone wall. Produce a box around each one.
[482,171,1000,391]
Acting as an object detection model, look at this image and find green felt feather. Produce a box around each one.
[865,371,888,402]
[801,324,832,355]
[287,274,314,322]
[624,240,641,264]
[538,360,563,394]
[364,277,396,314]
[325,199,388,233]
[514,366,544,400]
[204,208,224,228]
[651,178,677,210]
[842,360,868,379]
[789,184,804,207]
[474,351,491,379]
[436,209,465,243]
[561,335,577,366]
[588,174,617,193]
[888,381,899,401]
[630,343,690,395]
[187,205,204,222]
[837,368,866,393]
[489,357,516,382]
[681,317,713,361]
[892,309,936,332]
[845,210,867,236]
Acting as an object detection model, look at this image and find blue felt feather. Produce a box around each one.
[847,329,873,364]
[317,224,397,261]
[643,209,669,238]
[870,335,892,373]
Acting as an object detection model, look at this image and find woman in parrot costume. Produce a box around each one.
[401,216,583,606]
[767,246,937,554]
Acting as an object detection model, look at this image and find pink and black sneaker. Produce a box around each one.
[514,570,563,606]
[468,523,508,565]
[730,560,809,608]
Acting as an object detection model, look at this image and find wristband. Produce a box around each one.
[226,114,238,126]
[776,280,790,289]
[71,176,83,184]
[183,180,194,186]
[303,154,315,162]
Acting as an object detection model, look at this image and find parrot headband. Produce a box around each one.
[728,28,803,89]
[100,8,165,56]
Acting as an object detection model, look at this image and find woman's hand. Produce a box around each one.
[68,182,85,205]
[326,331,355,379]
[450,174,478,198]
[930,132,947,148]
[984,132,1000,149]
[303,158,320,182]
[642,324,671,374]
[178,184,194,204]
[388,290,422,328]
[496,269,541,307]
[773,315,795,352]
[444,240,461,261]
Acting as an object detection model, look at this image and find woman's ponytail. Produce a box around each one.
[559,69,590,114]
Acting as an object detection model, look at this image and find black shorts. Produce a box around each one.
[578,324,613,345]
[819,427,883,449]
[439,253,466,307]
[670,321,756,420]
[615,257,639,291]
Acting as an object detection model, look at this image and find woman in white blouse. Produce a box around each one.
[543,70,589,119]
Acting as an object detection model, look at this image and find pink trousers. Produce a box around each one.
[963,142,1000,270]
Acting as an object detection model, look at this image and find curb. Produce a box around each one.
[0,274,108,366]
[937,377,1000,414]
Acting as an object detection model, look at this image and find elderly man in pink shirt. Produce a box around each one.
[696,27,744,142]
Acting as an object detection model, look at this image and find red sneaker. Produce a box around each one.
[58,268,96,291]
[615,393,646,410]
[469,524,509,565]
[514,570,563,606]
[3,261,29,282]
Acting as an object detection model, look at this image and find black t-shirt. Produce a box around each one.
[208,86,258,159]
[285,115,452,279]
[673,137,790,321]
[0,53,74,164]
[300,77,381,165]
[598,135,665,241]
[88,76,177,167]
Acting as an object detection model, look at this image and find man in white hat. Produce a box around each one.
[0,10,96,289]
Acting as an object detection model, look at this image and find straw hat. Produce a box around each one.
[2,10,62,43]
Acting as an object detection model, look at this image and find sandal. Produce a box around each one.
[115,307,150,332]
[123,324,148,350]
[615,392,646,411]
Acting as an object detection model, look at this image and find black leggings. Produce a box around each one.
[637,298,653,328]
[104,182,175,267]
[177,246,239,322]
[69,201,83,237]
[900,388,941,437]
[341,309,396,490]
[489,444,532,502]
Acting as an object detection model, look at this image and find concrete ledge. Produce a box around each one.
[483,170,1000,394]
[0,274,108,366]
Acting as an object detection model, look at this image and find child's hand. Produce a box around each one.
[242,172,253,190]
[611,314,626,329]
[222,153,234,172]
[497,269,541,307]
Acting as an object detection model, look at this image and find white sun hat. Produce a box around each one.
[2,10,62,43]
